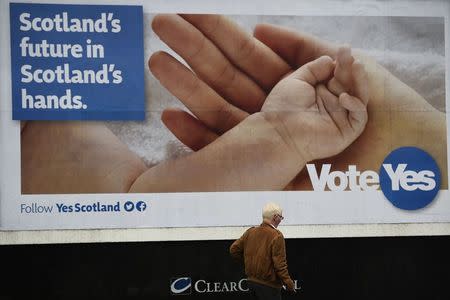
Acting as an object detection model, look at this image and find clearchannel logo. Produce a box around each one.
[170,277,192,295]
[20,200,148,214]
[307,147,441,210]
[170,277,301,295]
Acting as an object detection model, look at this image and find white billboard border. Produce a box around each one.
[1,0,450,244]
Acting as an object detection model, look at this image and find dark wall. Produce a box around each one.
[1,236,449,300]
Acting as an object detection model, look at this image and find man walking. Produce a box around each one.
[230,202,296,299]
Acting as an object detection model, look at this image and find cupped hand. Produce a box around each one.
[261,55,368,162]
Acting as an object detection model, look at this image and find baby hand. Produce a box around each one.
[260,47,368,162]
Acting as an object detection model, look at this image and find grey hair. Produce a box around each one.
[262,202,282,220]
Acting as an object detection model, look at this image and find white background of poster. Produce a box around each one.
[1,0,450,244]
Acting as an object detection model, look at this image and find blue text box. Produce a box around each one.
[10,3,145,120]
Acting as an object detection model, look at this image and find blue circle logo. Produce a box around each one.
[135,201,147,212]
[124,201,135,212]
[379,147,440,210]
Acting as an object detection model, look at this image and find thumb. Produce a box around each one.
[289,56,334,86]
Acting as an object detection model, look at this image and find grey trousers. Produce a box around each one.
[247,280,282,300]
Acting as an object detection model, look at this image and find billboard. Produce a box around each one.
[0,0,449,234]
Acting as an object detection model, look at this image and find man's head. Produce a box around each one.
[262,202,284,228]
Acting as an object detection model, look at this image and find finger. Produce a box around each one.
[181,14,292,91]
[149,51,249,133]
[152,14,266,113]
[334,46,354,88]
[327,77,345,96]
[351,61,369,105]
[317,84,349,133]
[254,23,338,68]
[162,108,219,151]
[328,46,354,95]
[339,93,368,130]
[289,56,334,85]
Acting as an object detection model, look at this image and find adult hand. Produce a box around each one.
[258,24,446,189]
[150,14,337,149]
[150,14,447,189]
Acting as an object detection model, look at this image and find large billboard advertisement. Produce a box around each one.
[0,0,449,232]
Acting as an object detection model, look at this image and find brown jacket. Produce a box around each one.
[229,222,295,290]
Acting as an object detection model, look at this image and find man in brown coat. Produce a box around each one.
[230,202,296,299]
